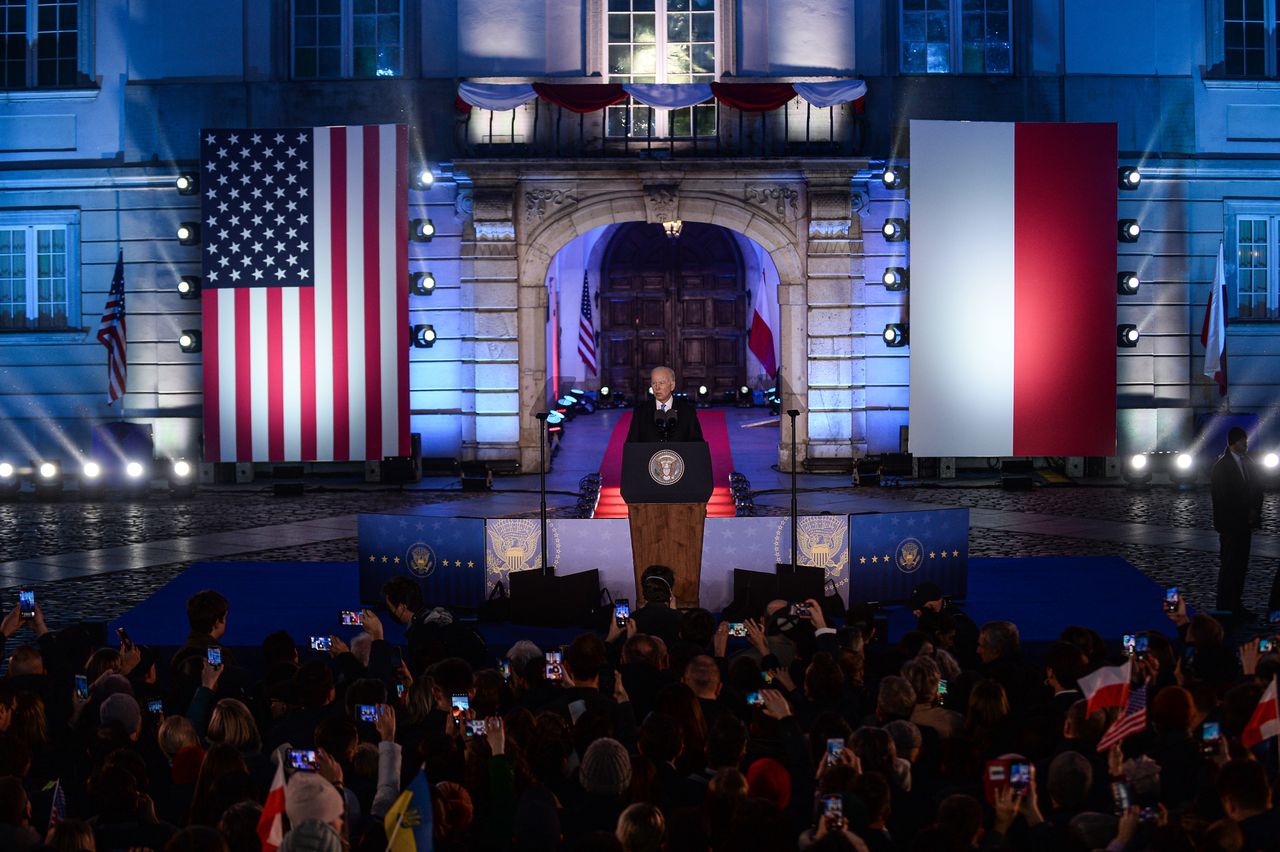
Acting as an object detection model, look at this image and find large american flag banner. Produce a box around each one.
[97,251,127,405]
[199,125,409,462]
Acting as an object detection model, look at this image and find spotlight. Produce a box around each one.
[1170,451,1199,488]
[882,219,908,242]
[79,460,106,497]
[1117,272,1140,295]
[662,220,683,240]
[34,460,62,498]
[883,323,909,347]
[1119,167,1141,190]
[412,324,437,348]
[737,385,752,408]
[179,330,202,353]
[170,459,196,496]
[1265,452,1279,469]
[1118,219,1141,242]
[698,385,709,396]
[409,271,436,296]
[739,385,749,396]
[1117,324,1140,347]
[600,386,610,396]
[177,223,200,245]
[125,461,145,479]
[413,167,435,189]
[1124,453,1152,487]
[0,462,16,497]
[882,267,908,291]
[175,174,199,195]
[410,219,435,242]
[178,276,201,299]
[882,166,908,190]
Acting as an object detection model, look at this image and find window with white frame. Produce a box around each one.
[605,0,717,139]
[1221,0,1276,77]
[0,0,83,89]
[293,0,403,80]
[0,211,79,332]
[900,0,1011,75]
[1235,215,1276,319]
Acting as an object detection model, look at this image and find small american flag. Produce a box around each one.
[199,126,409,463]
[96,251,127,404]
[577,272,597,376]
[47,778,66,828]
[1097,684,1147,752]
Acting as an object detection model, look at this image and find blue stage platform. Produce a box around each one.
[112,555,1175,656]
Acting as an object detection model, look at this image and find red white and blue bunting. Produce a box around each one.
[456,79,867,114]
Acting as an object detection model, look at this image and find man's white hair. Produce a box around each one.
[650,366,675,382]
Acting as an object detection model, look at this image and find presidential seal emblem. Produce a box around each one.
[405,542,436,578]
[895,537,924,573]
[648,449,685,485]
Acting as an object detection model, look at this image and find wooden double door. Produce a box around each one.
[599,222,746,399]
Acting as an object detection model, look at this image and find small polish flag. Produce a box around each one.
[1078,659,1132,716]
[1242,677,1280,750]
[257,758,287,852]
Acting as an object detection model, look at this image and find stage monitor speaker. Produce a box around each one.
[510,569,600,626]
[728,566,825,619]
[460,462,493,491]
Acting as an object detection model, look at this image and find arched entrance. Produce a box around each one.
[599,221,746,399]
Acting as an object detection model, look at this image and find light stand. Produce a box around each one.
[535,412,554,577]
[788,409,799,571]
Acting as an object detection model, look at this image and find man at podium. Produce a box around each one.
[625,366,704,443]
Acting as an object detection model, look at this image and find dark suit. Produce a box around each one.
[625,396,704,443]
[1211,450,1266,611]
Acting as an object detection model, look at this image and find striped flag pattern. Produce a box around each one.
[96,251,127,405]
[1097,685,1147,752]
[200,125,409,463]
[577,272,597,376]
[1242,677,1279,749]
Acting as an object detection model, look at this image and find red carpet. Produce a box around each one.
[593,410,736,518]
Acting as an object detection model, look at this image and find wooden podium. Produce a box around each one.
[620,442,714,608]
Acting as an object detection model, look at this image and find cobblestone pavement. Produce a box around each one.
[7,481,1280,636]
[0,487,476,562]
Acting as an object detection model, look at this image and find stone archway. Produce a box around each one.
[454,160,867,472]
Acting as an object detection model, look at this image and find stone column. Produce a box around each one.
[803,169,866,463]
[464,184,523,465]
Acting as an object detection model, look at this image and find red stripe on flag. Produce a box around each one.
[1012,123,1117,457]
[266,287,285,461]
[363,124,383,461]
[330,128,351,462]
[300,288,317,461]
[203,295,221,463]
[234,288,253,464]
[396,125,410,455]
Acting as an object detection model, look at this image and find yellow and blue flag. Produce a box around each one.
[384,769,434,852]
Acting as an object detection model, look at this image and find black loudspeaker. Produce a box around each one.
[460,462,493,491]
[509,569,600,626]
[1001,458,1035,490]
[728,566,824,619]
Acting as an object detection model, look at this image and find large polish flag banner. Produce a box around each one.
[908,120,1118,457]
[199,125,409,463]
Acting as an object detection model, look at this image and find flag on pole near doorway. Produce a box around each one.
[1201,243,1228,397]
[199,125,409,463]
[577,271,597,376]
[97,251,127,405]
[748,269,778,378]
[908,120,1118,457]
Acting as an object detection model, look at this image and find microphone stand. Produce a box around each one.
[535,412,553,578]
[788,409,800,572]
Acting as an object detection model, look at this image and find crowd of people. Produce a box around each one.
[1,566,1279,852]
